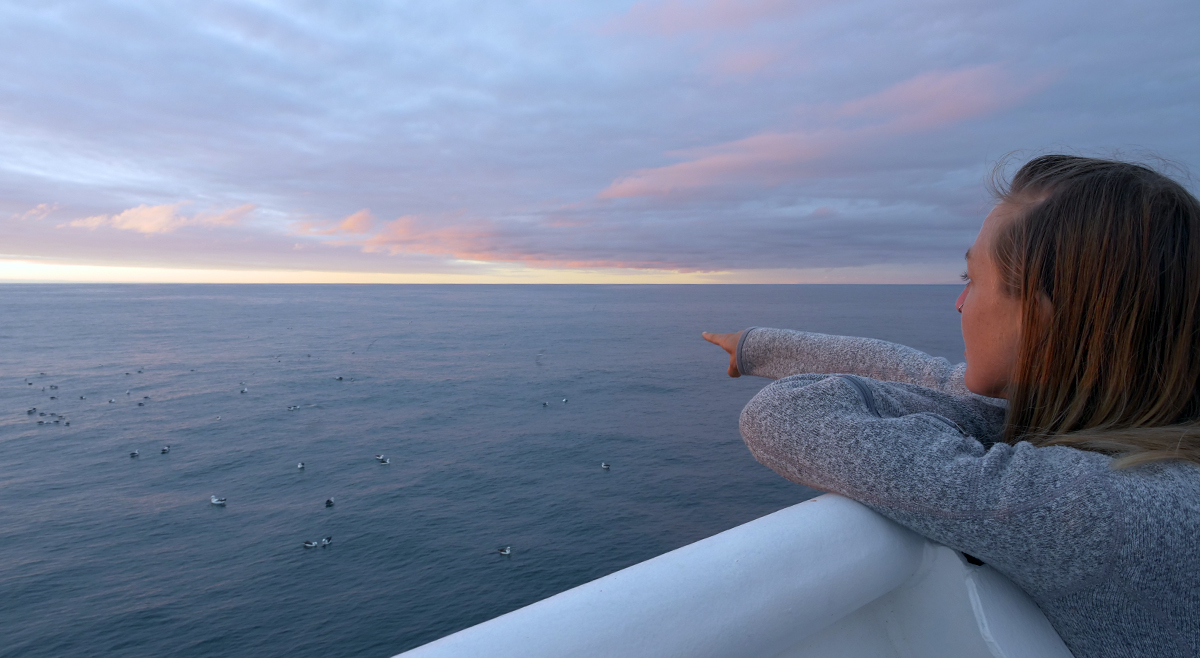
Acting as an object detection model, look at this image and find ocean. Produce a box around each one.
[0,284,965,657]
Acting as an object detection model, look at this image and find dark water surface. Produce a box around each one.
[0,284,964,657]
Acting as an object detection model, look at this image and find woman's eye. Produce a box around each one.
[960,271,971,282]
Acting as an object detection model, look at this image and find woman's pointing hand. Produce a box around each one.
[702,331,743,378]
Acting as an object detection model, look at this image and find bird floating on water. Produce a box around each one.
[240,388,247,394]
[326,497,335,507]
[542,402,547,407]
[563,398,568,403]
[109,399,115,403]
[162,445,170,454]
[321,536,332,547]
[137,402,144,406]
[130,450,139,458]
[601,463,610,470]
[210,495,227,506]
[298,462,305,469]
[498,546,512,556]
[303,540,318,548]
[380,458,390,465]
[374,454,384,461]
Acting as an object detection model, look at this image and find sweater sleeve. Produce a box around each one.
[736,327,975,396]
[739,373,1119,600]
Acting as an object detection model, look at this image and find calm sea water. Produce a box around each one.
[0,284,965,657]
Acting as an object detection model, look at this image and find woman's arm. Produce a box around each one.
[738,373,1116,600]
[736,327,972,395]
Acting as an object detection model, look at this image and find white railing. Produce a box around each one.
[395,494,1073,658]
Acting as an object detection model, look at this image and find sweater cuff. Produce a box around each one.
[735,327,758,376]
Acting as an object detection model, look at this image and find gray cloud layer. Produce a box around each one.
[2,0,1197,277]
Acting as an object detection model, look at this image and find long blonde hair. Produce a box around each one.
[992,155,1200,468]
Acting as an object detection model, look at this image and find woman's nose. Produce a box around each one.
[955,286,967,314]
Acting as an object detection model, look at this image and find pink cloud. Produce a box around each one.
[66,203,255,234]
[599,65,1048,199]
[358,214,703,271]
[607,0,816,35]
[14,203,60,221]
[292,209,375,235]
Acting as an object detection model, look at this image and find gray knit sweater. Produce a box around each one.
[736,327,1200,658]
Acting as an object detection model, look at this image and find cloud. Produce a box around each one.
[291,209,375,235]
[359,214,687,270]
[599,66,1045,199]
[13,203,60,221]
[67,203,255,234]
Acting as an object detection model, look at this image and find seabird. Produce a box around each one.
[130,450,139,458]
[137,402,144,406]
[240,388,247,394]
[298,462,305,469]
[210,495,226,505]
[79,396,85,400]
[143,396,150,400]
[374,454,384,461]
[498,546,512,556]
[50,396,56,400]
[216,416,221,420]
[542,402,547,407]
[321,536,332,546]
[162,446,170,453]
[380,458,390,465]
[562,398,568,403]
[303,540,318,548]
[601,462,610,470]
[325,497,334,507]
[336,376,343,381]
[108,399,115,403]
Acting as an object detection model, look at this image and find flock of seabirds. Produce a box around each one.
[23,368,611,556]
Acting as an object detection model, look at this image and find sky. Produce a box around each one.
[1,0,1198,283]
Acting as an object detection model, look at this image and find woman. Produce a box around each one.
[704,155,1200,657]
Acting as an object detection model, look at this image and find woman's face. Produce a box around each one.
[957,202,1025,398]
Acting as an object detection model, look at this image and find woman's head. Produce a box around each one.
[970,154,1200,465]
